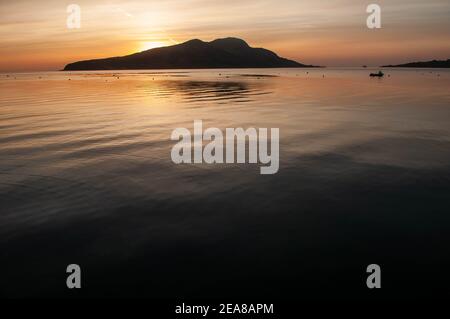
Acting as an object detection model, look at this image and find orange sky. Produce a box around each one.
[1,0,449,71]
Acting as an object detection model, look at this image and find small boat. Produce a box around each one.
[370,71,384,77]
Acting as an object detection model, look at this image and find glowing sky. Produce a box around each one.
[1,0,449,71]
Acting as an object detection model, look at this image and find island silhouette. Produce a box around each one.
[382,59,450,68]
[63,37,316,71]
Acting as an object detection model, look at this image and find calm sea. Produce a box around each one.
[1,68,449,298]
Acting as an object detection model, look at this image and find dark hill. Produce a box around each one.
[382,59,450,68]
[63,37,315,71]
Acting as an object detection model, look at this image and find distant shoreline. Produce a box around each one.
[4,66,450,74]
[61,65,324,72]
[382,59,450,68]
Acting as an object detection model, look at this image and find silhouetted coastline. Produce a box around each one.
[383,59,450,68]
[63,37,318,71]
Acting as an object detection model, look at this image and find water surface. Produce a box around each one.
[1,68,449,298]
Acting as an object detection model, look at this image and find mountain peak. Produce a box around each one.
[182,39,205,46]
[210,37,250,48]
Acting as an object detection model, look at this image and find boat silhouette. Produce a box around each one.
[370,71,384,77]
